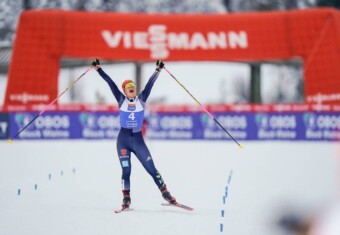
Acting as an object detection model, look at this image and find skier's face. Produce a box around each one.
[124,82,136,99]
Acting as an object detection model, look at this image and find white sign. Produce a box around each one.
[102,24,248,59]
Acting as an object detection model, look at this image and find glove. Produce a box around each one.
[156,60,165,71]
[92,58,100,67]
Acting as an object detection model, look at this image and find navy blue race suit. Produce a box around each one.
[97,67,166,191]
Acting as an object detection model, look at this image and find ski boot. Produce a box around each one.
[160,185,177,205]
[121,190,131,210]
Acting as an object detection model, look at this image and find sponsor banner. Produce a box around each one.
[253,113,303,140]
[78,112,120,139]
[147,113,301,141]
[3,104,340,112]
[9,112,121,140]
[4,111,340,141]
[146,112,340,141]
[7,10,340,105]
[200,113,250,140]
[302,112,340,141]
[0,113,10,139]
[9,112,75,140]
[146,113,196,140]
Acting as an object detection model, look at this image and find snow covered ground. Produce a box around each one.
[0,140,339,235]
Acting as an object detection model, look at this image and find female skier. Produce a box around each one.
[92,59,176,211]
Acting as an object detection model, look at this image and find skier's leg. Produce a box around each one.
[117,144,132,208]
[117,131,132,209]
[117,146,132,191]
[133,132,176,204]
[132,132,164,187]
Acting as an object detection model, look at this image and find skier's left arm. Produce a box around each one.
[139,60,165,102]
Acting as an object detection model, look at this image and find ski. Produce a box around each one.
[161,202,194,211]
[114,208,133,213]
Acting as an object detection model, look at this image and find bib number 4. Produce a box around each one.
[128,112,135,120]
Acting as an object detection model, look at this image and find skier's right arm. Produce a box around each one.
[92,59,124,104]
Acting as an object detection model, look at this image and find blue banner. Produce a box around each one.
[9,112,121,140]
[146,112,340,141]
[252,113,303,140]
[6,111,340,141]
[302,112,340,141]
[77,112,120,139]
[10,112,74,139]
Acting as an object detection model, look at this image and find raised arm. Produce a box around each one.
[92,59,125,105]
[139,60,165,102]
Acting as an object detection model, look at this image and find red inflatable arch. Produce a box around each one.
[5,8,340,105]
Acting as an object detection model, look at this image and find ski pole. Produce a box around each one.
[8,65,93,143]
[163,67,243,149]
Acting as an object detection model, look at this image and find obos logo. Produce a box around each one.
[303,113,317,129]
[160,116,192,130]
[201,114,215,128]
[15,113,35,130]
[255,114,269,129]
[35,115,70,129]
[316,115,340,129]
[79,113,97,128]
[97,115,120,129]
[256,114,296,129]
[15,114,69,129]
[201,114,247,129]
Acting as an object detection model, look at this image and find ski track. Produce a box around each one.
[0,140,338,235]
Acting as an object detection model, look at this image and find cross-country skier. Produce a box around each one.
[92,59,176,211]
